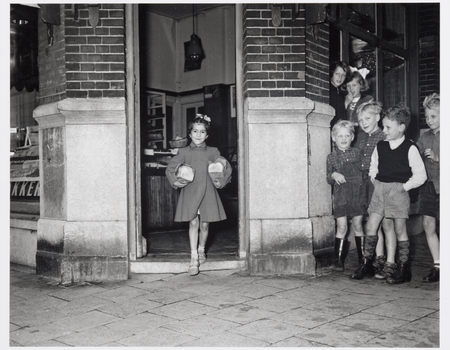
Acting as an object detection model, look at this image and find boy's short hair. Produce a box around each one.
[356,99,383,117]
[343,71,370,92]
[331,120,355,137]
[382,103,411,129]
[423,93,440,110]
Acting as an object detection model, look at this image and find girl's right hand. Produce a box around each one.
[332,172,346,185]
[174,179,189,188]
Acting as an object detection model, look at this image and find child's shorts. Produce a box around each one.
[418,181,439,219]
[368,180,410,219]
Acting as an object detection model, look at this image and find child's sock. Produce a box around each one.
[191,250,198,258]
[198,245,205,253]
[363,235,378,260]
[434,261,440,269]
[397,240,410,264]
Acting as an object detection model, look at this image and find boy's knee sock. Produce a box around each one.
[363,235,378,260]
[397,240,410,264]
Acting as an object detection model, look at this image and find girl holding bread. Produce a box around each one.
[166,114,232,276]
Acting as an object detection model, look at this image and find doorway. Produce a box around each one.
[132,4,240,269]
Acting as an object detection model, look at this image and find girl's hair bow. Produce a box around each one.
[196,114,211,123]
[349,66,370,79]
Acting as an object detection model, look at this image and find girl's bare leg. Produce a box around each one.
[198,220,209,264]
[188,216,200,275]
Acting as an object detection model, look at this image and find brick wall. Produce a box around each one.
[418,3,440,128]
[242,4,306,99]
[64,4,126,99]
[305,21,329,104]
[37,5,66,105]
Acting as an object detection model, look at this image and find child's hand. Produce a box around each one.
[424,148,439,162]
[174,179,189,188]
[212,179,220,188]
[332,172,346,185]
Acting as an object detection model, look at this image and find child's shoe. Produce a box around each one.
[372,255,386,275]
[386,262,412,284]
[374,261,396,280]
[198,250,207,265]
[422,267,439,283]
[188,256,199,276]
[350,257,375,280]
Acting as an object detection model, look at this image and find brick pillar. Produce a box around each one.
[242,4,334,275]
[34,4,128,282]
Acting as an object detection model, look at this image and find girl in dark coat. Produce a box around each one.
[344,70,373,146]
[166,114,232,276]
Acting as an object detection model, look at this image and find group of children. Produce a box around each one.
[327,93,440,284]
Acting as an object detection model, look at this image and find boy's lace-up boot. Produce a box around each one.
[422,266,439,283]
[374,261,395,280]
[386,261,412,284]
[387,240,411,284]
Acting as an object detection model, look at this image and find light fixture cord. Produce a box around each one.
[192,4,195,34]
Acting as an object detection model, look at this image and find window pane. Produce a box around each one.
[382,51,406,108]
[382,4,405,48]
[349,35,377,96]
[348,4,376,33]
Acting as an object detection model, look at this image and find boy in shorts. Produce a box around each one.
[350,103,427,283]
[355,100,387,275]
[417,93,440,283]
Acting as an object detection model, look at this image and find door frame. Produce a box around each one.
[125,4,247,264]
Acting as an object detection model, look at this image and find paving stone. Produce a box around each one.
[56,310,121,332]
[149,300,218,320]
[331,312,411,333]
[163,314,239,337]
[10,308,69,328]
[244,294,304,313]
[54,325,134,347]
[94,285,151,303]
[269,307,342,329]
[9,322,74,346]
[254,276,310,290]
[221,282,284,298]
[54,295,114,316]
[363,300,437,321]
[207,304,278,325]
[180,330,269,347]
[364,317,439,348]
[298,323,381,347]
[300,297,370,317]
[272,335,331,347]
[188,290,253,308]
[145,289,199,304]
[104,312,175,334]
[30,339,71,347]
[116,327,197,347]
[48,284,108,301]
[229,319,303,344]
[97,297,162,318]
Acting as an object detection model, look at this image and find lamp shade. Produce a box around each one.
[186,34,204,60]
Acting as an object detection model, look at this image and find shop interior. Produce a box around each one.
[138,4,239,260]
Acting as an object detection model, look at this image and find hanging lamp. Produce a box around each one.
[184,4,204,71]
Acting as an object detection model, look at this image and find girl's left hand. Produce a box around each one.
[212,179,220,188]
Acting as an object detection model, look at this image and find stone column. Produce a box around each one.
[34,98,128,283]
[245,97,334,275]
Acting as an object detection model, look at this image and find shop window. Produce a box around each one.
[348,4,376,34]
[382,52,406,108]
[382,4,405,48]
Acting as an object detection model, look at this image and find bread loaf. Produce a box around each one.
[176,164,195,182]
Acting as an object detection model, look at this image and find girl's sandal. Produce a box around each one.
[198,250,207,265]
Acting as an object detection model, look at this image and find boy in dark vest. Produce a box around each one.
[350,103,427,283]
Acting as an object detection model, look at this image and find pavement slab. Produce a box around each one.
[115,327,198,347]
[206,304,278,325]
[162,314,239,338]
[229,318,306,344]
[180,329,269,347]
[148,300,218,320]
[104,312,175,334]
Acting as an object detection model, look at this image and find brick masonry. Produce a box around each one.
[37,4,126,105]
[242,4,308,99]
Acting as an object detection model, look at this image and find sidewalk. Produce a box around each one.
[10,233,440,347]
